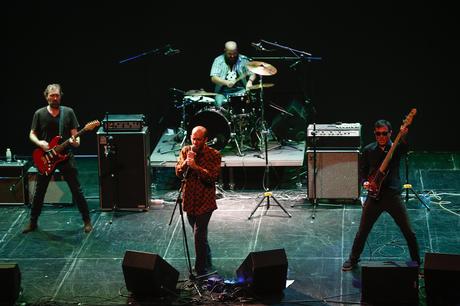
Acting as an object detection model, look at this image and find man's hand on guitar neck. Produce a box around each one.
[69,136,80,148]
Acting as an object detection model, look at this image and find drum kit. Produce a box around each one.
[172,61,278,156]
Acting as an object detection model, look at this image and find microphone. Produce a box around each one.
[164,48,181,56]
[183,145,197,178]
[251,42,269,51]
[207,137,218,145]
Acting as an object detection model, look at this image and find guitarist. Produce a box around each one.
[23,83,93,234]
[342,119,420,271]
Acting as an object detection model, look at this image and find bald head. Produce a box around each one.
[191,126,208,152]
[224,41,238,51]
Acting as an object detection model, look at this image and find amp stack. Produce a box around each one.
[306,122,362,201]
[97,114,151,211]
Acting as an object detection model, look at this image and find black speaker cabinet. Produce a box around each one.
[307,150,360,200]
[236,248,288,294]
[97,127,151,211]
[0,160,28,205]
[0,263,21,305]
[424,252,460,306]
[122,250,179,297]
[361,261,419,305]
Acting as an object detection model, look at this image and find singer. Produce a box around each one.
[175,126,222,276]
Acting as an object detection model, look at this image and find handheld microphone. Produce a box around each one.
[183,145,197,178]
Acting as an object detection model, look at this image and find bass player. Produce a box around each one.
[342,118,420,271]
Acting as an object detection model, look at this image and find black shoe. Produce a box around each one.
[342,259,358,271]
[22,222,37,234]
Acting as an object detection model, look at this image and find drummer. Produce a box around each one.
[210,41,257,108]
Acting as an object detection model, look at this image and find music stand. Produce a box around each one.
[246,62,291,220]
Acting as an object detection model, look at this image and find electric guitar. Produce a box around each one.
[32,120,100,175]
[367,108,417,199]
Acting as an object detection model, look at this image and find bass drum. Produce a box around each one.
[188,107,232,151]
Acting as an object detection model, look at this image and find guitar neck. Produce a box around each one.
[54,129,87,153]
[379,131,404,173]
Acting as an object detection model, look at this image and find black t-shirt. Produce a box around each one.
[31,106,79,145]
[359,141,408,192]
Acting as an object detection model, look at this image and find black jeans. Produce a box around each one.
[30,157,90,224]
[349,190,420,263]
[187,211,213,274]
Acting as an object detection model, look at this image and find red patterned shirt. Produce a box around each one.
[175,144,221,216]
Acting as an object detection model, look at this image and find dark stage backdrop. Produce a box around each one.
[4,2,459,157]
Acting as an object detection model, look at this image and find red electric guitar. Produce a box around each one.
[367,108,417,199]
[32,120,100,175]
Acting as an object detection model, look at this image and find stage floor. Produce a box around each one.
[0,152,459,305]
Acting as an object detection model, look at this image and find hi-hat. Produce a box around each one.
[247,83,275,90]
[246,61,277,76]
[184,89,217,96]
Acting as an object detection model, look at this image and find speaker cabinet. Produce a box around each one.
[0,263,21,305]
[424,252,460,306]
[28,167,73,204]
[236,248,288,294]
[361,261,419,305]
[122,250,179,297]
[307,150,360,200]
[0,160,28,205]
[97,127,151,211]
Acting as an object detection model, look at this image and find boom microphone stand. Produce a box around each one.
[103,112,120,224]
[248,74,291,219]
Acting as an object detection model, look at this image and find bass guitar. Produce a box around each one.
[32,120,100,175]
[367,109,417,199]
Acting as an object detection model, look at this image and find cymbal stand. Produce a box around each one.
[248,75,291,219]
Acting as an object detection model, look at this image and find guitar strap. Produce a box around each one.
[59,106,64,137]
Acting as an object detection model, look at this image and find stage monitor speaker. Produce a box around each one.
[97,127,151,211]
[361,261,419,305]
[0,263,21,305]
[307,150,360,200]
[424,252,460,306]
[236,248,288,294]
[0,160,28,205]
[122,250,179,297]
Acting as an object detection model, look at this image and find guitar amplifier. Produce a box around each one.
[102,114,145,132]
[0,160,29,205]
[307,123,362,149]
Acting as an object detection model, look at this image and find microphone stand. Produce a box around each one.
[169,163,203,294]
[403,152,430,210]
[104,112,120,224]
[118,44,173,64]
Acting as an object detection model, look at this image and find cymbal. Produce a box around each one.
[246,61,277,76]
[184,89,218,96]
[247,83,275,90]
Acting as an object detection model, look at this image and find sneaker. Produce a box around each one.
[83,221,93,233]
[342,259,358,271]
[22,222,37,234]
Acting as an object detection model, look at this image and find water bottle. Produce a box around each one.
[6,148,12,162]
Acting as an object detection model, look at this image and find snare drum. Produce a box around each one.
[225,91,253,115]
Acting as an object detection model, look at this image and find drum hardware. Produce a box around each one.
[184,89,218,96]
[247,83,275,90]
[246,61,291,219]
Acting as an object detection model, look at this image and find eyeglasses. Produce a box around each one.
[374,131,389,136]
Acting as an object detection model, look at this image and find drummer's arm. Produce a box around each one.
[246,73,256,89]
[211,76,234,88]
